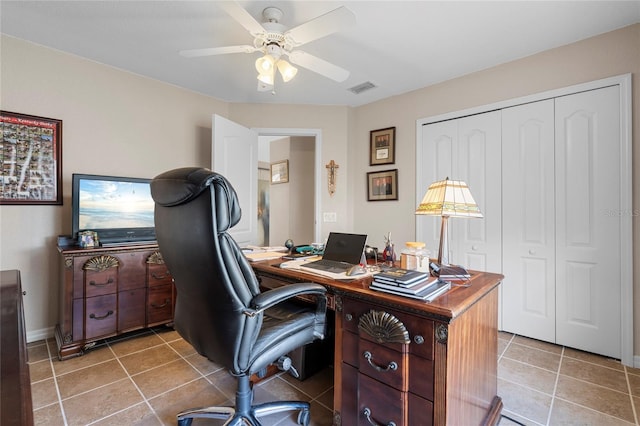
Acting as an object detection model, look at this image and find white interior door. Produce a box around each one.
[452,112,502,273]
[555,86,621,359]
[212,114,258,246]
[417,112,501,273]
[501,99,556,342]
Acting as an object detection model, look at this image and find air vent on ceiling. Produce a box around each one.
[348,81,377,95]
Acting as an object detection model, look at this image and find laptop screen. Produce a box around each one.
[321,232,367,264]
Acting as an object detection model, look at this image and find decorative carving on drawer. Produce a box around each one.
[64,257,73,269]
[146,251,165,264]
[358,310,410,344]
[83,255,119,272]
[435,323,448,344]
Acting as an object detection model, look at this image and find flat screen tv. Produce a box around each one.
[71,173,156,246]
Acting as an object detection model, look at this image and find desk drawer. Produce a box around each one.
[341,298,434,360]
[359,337,407,391]
[358,373,406,426]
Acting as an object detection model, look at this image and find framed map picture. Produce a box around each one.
[1,111,63,205]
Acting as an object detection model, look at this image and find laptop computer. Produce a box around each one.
[299,232,367,277]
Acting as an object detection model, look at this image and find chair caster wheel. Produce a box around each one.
[297,409,310,426]
[178,418,192,426]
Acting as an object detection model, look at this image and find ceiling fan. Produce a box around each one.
[179,2,355,91]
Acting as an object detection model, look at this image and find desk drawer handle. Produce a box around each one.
[151,272,168,280]
[89,310,114,320]
[89,278,114,287]
[151,298,170,309]
[363,351,397,372]
[363,407,396,426]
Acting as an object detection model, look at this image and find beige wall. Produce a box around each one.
[350,24,640,352]
[0,35,229,337]
[1,23,638,355]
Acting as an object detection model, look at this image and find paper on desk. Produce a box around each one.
[279,257,322,269]
[244,251,285,262]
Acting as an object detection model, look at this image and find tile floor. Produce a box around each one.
[28,327,639,425]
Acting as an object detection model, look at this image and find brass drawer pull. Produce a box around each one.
[151,272,168,280]
[363,351,397,372]
[151,298,171,309]
[89,278,114,287]
[89,310,114,320]
[363,407,396,426]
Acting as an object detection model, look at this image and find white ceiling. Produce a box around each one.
[2,1,639,107]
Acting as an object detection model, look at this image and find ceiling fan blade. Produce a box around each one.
[285,6,355,46]
[179,45,257,58]
[218,1,265,37]
[288,50,350,82]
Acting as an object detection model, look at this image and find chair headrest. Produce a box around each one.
[151,167,242,231]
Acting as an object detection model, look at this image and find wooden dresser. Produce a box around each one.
[253,260,503,426]
[1,270,34,426]
[56,243,175,360]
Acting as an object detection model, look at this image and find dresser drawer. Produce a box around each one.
[358,373,406,426]
[85,294,117,339]
[118,288,146,332]
[147,284,174,325]
[84,269,118,298]
[147,263,172,287]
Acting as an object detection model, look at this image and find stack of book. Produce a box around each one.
[370,267,451,301]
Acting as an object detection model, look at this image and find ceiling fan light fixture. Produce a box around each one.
[257,70,275,86]
[277,59,298,82]
[255,54,276,74]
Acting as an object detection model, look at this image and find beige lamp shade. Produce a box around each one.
[415,178,483,218]
[415,177,482,266]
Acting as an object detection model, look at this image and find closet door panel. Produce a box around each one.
[452,112,502,273]
[555,86,621,359]
[501,100,555,341]
[417,120,457,256]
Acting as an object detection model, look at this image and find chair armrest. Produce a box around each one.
[244,283,327,317]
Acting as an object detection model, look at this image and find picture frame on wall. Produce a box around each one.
[367,169,398,201]
[0,111,63,205]
[369,126,395,166]
[270,159,289,184]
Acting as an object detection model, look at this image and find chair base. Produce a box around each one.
[177,401,310,426]
[176,374,310,426]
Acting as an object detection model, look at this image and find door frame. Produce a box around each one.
[253,127,322,244]
[416,74,633,366]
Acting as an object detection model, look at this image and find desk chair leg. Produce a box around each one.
[176,374,311,426]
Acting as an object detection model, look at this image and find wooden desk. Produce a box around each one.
[252,260,503,426]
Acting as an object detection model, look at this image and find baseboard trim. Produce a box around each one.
[27,326,55,343]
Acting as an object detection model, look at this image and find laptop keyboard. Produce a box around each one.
[303,259,352,273]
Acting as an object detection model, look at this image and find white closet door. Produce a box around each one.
[452,112,502,273]
[418,112,501,273]
[555,86,621,359]
[417,119,456,255]
[501,100,556,341]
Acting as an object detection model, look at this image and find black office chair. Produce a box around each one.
[151,167,327,426]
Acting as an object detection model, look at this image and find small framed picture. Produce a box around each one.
[369,127,395,166]
[367,169,398,201]
[78,230,99,248]
[270,160,289,184]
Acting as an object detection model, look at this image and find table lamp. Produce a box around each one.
[415,177,482,272]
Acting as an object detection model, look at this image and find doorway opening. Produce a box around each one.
[255,128,322,247]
